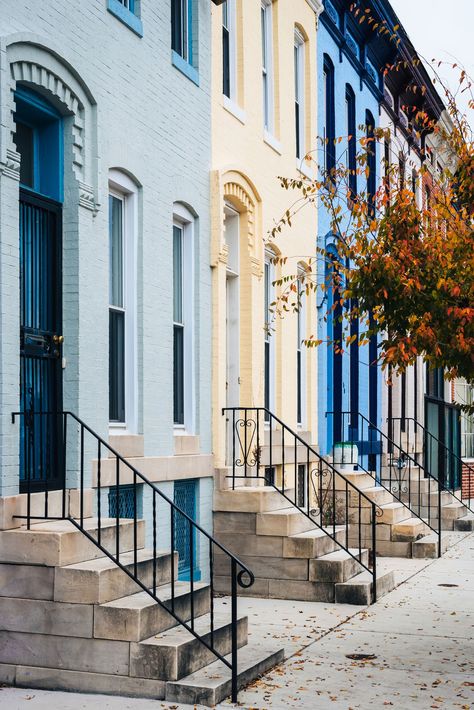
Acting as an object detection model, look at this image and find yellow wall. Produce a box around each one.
[211,0,323,466]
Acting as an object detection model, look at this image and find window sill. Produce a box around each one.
[222,96,246,124]
[172,51,200,86]
[296,158,314,180]
[107,0,143,37]
[264,131,282,155]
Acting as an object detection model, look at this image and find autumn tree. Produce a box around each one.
[268,30,474,408]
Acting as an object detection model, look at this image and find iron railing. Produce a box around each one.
[390,416,474,515]
[327,411,442,556]
[223,407,379,602]
[12,410,254,703]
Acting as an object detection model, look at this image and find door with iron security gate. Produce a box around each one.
[173,479,201,581]
[19,190,64,493]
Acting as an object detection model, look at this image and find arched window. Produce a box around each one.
[323,55,335,175]
[294,28,306,160]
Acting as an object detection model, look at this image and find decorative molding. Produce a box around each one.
[223,180,256,251]
[78,182,98,214]
[10,59,85,182]
[250,256,262,278]
[306,0,324,18]
[218,244,229,266]
[0,148,21,181]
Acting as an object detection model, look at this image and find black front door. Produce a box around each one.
[20,189,64,492]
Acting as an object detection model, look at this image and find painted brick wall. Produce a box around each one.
[0,0,212,494]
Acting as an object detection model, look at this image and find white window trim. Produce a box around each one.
[223,0,237,102]
[108,169,138,435]
[223,95,246,125]
[294,29,305,161]
[264,250,276,422]
[261,0,274,136]
[297,268,307,428]
[173,203,196,435]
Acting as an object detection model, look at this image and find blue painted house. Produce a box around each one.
[316,0,387,463]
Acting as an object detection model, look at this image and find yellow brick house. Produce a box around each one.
[210,0,324,476]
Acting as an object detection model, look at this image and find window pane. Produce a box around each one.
[14,121,35,189]
[172,0,188,59]
[223,24,230,97]
[109,309,125,422]
[109,195,123,308]
[174,324,184,425]
[173,225,183,324]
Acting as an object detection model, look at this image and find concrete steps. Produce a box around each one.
[132,613,248,681]
[94,581,211,641]
[165,642,285,706]
[454,514,474,531]
[0,518,145,566]
[0,515,284,706]
[335,568,396,605]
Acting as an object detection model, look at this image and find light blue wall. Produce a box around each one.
[317,18,383,456]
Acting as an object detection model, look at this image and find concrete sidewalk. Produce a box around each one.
[1,532,473,709]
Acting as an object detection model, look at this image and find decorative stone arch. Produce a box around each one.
[221,170,261,260]
[2,36,98,210]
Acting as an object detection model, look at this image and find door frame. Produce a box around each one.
[19,187,64,493]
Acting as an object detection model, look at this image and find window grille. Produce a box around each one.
[108,484,142,519]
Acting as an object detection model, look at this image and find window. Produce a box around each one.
[365,110,376,213]
[297,268,306,426]
[172,0,192,61]
[294,30,305,160]
[323,55,335,176]
[222,0,236,100]
[345,85,356,200]
[399,151,406,190]
[261,0,274,133]
[264,252,275,421]
[173,206,195,430]
[107,0,143,36]
[109,194,125,424]
[109,171,137,430]
[427,368,444,401]
[109,484,143,519]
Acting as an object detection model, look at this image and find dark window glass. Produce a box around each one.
[14,121,35,189]
[109,310,125,422]
[172,0,188,60]
[346,85,356,199]
[427,368,444,400]
[323,56,335,176]
[223,1,230,97]
[366,110,376,214]
[173,225,185,425]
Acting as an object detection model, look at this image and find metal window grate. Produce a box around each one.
[108,484,142,519]
[173,480,198,576]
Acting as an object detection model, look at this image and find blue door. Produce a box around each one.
[15,88,64,492]
[173,480,200,581]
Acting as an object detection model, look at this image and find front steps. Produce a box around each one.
[213,487,395,605]
[0,518,283,705]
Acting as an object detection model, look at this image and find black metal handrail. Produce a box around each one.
[223,407,379,602]
[327,411,442,556]
[12,410,254,703]
[390,416,474,515]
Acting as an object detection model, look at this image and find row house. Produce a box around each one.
[0,0,472,706]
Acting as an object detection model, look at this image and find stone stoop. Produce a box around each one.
[213,488,395,605]
[382,466,474,532]
[0,517,283,705]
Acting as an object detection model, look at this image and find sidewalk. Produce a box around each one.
[1,532,473,709]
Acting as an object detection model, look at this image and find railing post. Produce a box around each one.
[372,502,377,603]
[231,558,238,704]
[232,409,236,490]
[438,485,442,558]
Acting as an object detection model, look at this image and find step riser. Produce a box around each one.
[256,511,315,536]
[131,617,248,681]
[94,586,211,642]
[0,563,54,601]
[0,520,145,566]
[165,646,285,707]
[214,489,290,513]
[55,552,177,604]
[309,550,368,583]
[283,530,346,558]
[213,575,336,602]
[0,663,166,700]
[335,570,395,605]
